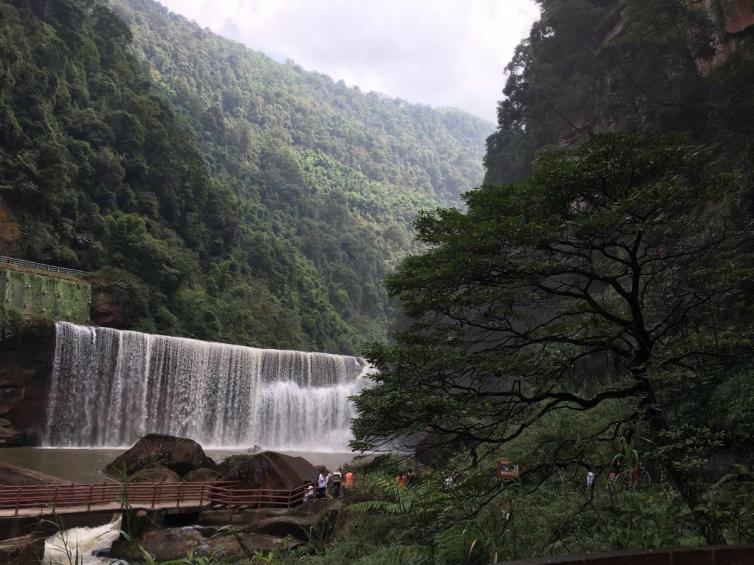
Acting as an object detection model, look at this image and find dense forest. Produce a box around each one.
[485,0,754,199]
[0,0,490,353]
[321,1,754,563]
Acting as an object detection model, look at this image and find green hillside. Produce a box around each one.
[0,0,491,353]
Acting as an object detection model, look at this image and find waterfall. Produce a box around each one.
[44,322,369,451]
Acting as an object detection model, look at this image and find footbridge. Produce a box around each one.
[0,482,311,518]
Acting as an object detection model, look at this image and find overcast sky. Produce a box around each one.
[157,0,540,123]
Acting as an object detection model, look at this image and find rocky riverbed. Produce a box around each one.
[0,434,350,564]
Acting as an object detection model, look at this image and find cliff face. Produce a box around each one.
[709,0,754,35]
[484,0,754,187]
[0,324,55,446]
[0,198,19,255]
[0,267,91,325]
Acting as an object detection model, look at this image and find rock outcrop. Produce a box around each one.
[251,500,341,541]
[0,323,55,446]
[0,534,45,564]
[0,462,68,486]
[129,528,204,562]
[182,467,222,482]
[104,434,216,478]
[216,451,318,490]
[130,465,181,483]
[209,532,301,556]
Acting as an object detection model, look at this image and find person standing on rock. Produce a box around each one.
[331,468,342,498]
[344,468,354,493]
[317,471,328,498]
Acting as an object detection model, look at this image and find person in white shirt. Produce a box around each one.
[317,472,328,499]
[586,470,596,500]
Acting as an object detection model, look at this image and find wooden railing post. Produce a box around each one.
[176,483,182,508]
[152,483,158,509]
[199,483,204,507]
[14,487,20,516]
[87,485,94,511]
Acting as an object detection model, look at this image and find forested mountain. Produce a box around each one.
[0,0,491,353]
[340,1,754,561]
[485,0,754,204]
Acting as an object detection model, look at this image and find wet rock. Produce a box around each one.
[250,515,318,541]
[182,467,222,482]
[0,323,55,447]
[209,532,301,557]
[252,502,341,542]
[0,534,45,564]
[121,510,154,540]
[0,419,22,447]
[130,465,180,483]
[127,528,205,562]
[217,451,318,490]
[0,462,69,486]
[104,434,216,478]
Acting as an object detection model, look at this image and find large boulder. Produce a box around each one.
[125,528,205,562]
[0,462,69,486]
[182,467,222,482]
[209,532,301,557]
[251,501,341,541]
[216,451,318,490]
[250,515,318,541]
[104,434,216,478]
[130,465,180,483]
[0,323,55,447]
[0,534,45,564]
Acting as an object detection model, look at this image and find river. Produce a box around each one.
[1,447,360,483]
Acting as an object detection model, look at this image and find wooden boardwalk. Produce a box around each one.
[0,482,311,518]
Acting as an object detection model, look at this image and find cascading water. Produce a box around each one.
[44,322,369,450]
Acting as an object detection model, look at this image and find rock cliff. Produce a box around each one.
[0,323,55,446]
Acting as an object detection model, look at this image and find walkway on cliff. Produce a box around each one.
[0,482,310,518]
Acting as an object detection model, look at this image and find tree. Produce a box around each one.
[353,133,754,544]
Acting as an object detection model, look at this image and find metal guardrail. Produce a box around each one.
[0,255,89,277]
[0,481,314,516]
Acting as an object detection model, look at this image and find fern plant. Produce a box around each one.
[348,474,443,515]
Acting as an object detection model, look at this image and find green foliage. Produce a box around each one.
[484,0,754,200]
[0,268,90,324]
[352,134,754,550]
[111,0,491,352]
[0,0,488,353]
[0,303,24,341]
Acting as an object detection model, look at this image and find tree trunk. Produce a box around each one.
[661,457,726,545]
[641,399,727,545]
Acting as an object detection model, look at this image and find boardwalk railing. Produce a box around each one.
[0,482,313,517]
[0,255,89,277]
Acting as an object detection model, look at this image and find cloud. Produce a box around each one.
[157,0,540,122]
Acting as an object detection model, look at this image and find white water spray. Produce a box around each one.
[44,322,369,450]
[43,514,122,565]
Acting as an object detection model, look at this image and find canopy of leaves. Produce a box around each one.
[354,133,754,544]
[0,0,490,353]
[484,0,754,210]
